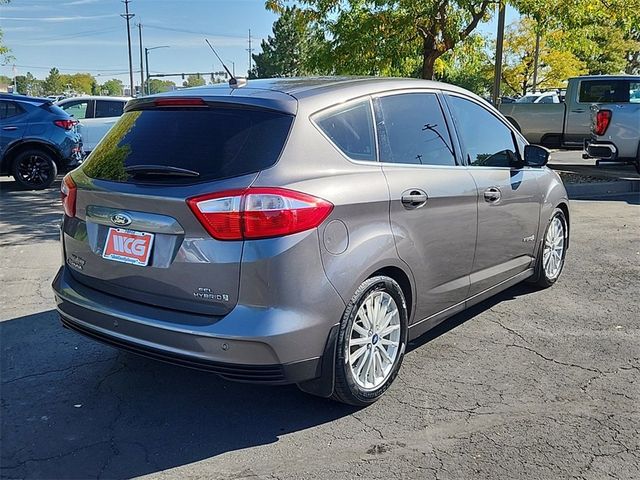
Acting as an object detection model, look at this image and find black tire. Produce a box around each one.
[12,149,58,190]
[529,208,568,288]
[331,276,408,406]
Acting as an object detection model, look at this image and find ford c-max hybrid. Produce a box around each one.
[52,78,569,406]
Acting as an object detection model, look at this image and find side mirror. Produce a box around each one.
[524,144,549,167]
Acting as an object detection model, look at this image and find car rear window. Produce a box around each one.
[82,107,294,183]
[579,80,631,103]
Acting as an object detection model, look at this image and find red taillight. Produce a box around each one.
[594,109,612,136]
[54,119,78,130]
[187,188,334,241]
[154,98,206,107]
[61,175,77,217]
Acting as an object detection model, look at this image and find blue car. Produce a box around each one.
[0,94,83,189]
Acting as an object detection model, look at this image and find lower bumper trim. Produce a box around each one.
[60,314,319,384]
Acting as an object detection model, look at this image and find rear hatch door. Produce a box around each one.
[63,95,295,316]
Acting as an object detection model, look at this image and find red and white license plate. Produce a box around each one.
[103,228,154,266]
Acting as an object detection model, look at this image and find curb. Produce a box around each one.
[565,180,640,199]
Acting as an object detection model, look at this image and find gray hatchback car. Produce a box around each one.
[52,77,569,406]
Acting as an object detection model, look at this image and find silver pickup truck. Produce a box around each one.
[584,98,640,173]
[499,75,640,149]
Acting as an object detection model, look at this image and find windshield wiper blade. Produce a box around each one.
[124,165,200,177]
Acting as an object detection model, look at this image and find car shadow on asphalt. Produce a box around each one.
[0,309,358,479]
[0,179,63,246]
[1,282,535,479]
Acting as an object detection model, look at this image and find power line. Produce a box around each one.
[144,24,244,39]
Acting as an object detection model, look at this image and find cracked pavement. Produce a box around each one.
[1,176,639,479]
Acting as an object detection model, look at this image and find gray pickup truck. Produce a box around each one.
[499,75,640,150]
[585,98,640,173]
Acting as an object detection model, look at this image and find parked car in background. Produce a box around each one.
[56,96,130,152]
[0,94,82,189]
[515,91,561,104]
[499,75,640,149]
[52,77,570,406]
[584,100,640,173]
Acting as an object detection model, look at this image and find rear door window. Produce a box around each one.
[374,92,456,166]
[95,100,125,118]
[83,107,294,183]
[315,100,376,161]
[579,80,631,103]
[0,101,24,120]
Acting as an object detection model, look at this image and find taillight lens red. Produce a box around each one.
[187,188,334,241]
[594,110,612,136]
[61,175,77,217]
[54,119,78,130]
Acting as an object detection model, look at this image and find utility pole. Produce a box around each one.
[247,29,254,75]
[138,23,144,96]
[121,0,135,96]
[532,29,541,93]
[492,1,506,107]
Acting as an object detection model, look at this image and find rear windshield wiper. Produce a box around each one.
[124,165,200,178]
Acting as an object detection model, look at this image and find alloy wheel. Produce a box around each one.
[543,216,565,280]
[16,154,54,188]
[347,291,401,390]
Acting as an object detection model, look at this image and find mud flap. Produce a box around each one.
[296,324,339,398]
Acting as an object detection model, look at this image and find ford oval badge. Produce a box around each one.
[111,212,132,227]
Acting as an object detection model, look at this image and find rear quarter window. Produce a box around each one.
[314,100,376,162]
[82,107,294,184]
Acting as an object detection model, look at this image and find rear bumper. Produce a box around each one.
[52,266,332,384]
[584,139,618,160]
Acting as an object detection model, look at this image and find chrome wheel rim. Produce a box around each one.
[347,291,401,391]
[17,155,52,187]
[543,216,565,280]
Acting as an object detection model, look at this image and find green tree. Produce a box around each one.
[60,73,97,94]
[182,75,206,88]
[437,34,493,95]
[101,79,124,96]
[267,0,493,79]
[42,67,64,95]
[252,6,326,78]
[500,18,587,96]
[14,72,43,96]
[147,78,176,94]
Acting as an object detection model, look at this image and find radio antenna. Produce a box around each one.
[205,38,235,82]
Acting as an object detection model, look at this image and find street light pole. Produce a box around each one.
[145,46,169,95]
[121,0,135,96]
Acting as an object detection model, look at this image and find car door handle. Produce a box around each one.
[483,187,501,203]
[571,109,585,113]
[401,190,428,209]
[2,126,17,131]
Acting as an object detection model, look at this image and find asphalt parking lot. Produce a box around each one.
[1,162,639,479]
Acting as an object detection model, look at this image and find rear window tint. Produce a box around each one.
[315,100,376,161]
[95,100,125,118]
[83,107,293,183]
[579,80,631,103]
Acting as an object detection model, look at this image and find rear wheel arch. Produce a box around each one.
[3,140,62,172]
[556,202,570,249]
[369,266,414,323]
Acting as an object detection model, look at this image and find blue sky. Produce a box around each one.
[1,0,518,88]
